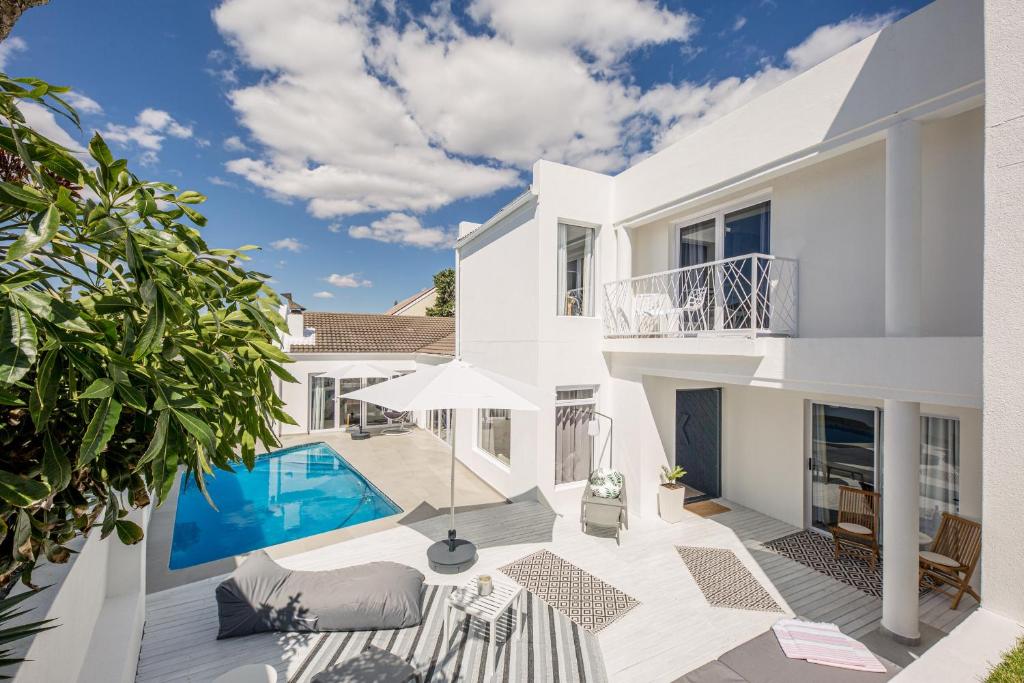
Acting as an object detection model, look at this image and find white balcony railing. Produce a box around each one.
[603,253,798,338]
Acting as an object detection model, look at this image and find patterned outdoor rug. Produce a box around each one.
[763,530,931,599]
[288,584,608,682]
[676,546,783,613]
[499,549,640,633]
[684,500,732,517]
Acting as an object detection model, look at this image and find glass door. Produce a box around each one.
[363,376,389,427]
[723,201,771,330]
[338,378,362,430]
[809,403,878,531]
[309,375,336,431]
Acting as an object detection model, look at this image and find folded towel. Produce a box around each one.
[772,619,887,673]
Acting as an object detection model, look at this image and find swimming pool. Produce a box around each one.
[169,442,401,569]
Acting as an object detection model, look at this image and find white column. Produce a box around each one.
[881,399,921,643]
[616,226,633,281]
[885,119,922,336]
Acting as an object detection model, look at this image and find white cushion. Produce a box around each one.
[837,522,872,535]
[213,664,277,683]
[920,550,959,568]
[589,468,624,499]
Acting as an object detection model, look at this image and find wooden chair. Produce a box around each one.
[829,486,881,568]
[919,512,981,610]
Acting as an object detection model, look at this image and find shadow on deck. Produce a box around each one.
[399,490,557,550]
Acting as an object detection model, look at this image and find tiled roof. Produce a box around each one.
[385,287,434,315]
[290,311,455,355]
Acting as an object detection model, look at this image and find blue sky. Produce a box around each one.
[5,0,929,312]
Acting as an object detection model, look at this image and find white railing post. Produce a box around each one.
[750,255,759,336]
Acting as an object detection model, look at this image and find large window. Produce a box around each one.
[557,223,595,317]
[920,416,959,538]
[426,409,452,445]
[477,409,511,465]
[555,387,596,485]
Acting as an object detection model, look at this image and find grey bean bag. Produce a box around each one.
[215,551,424,639]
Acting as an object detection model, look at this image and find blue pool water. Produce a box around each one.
[169,442,401,569]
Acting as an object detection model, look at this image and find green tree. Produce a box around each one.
[0,74,296,589]
[425,267,454,317]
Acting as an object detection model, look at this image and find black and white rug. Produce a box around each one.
[499,549,640,633]
[762,530,936,599]
[676,546,784,613]
[288,584,608,682]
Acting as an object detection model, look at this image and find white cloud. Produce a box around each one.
[211,2,900,219]
[20,102,85,153]
[101,108,195,164]
[785,13,896,72]
[733,16,748,32]
[0,37,27,71]
[326,273,372,288]
[326,222,342,233]
[348,213,454,249]
[312,290,334,299]
[270,237,305,252]
[207,175,237,188]
[223,135,249,152]
[64,91,103,115]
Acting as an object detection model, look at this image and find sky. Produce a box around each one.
[5,0,930,313]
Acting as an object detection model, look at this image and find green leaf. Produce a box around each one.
[78,378,114,400]
[29,351,59,431]
[77,398,122,466]
[88,133,113,167]
[13,510,33,562]
[5,204,59,262]
[249,340,290,363]
[9,290,92,334]
[177,190,206,204]
[0,306,37,385]
[171,408,216,457]
[41,433,71,492]
[228,279,262,299]
[135,411,168,470]
[0,471,50,507]
[0,182,49,211]
[114,520,144,545]
[132,305,165,360]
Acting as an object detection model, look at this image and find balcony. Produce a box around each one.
[603,253,798,339]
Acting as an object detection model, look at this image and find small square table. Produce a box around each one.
[444,575,525,675]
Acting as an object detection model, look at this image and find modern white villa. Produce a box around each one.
[8,0,1023,681]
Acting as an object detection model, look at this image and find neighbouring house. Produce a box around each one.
[451,0,1006,648]
[385,286,437,316]
[277,294,455,435]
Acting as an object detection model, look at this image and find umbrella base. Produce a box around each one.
[427,538,477,574]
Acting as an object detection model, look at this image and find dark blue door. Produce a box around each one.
[675,389,722,501]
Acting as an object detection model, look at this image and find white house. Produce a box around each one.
[276,294,455,436]
[451,0,998,647]
[385,286,438,316]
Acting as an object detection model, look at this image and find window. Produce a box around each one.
[477,409,511,465]
[920,416,959,538]
[557,223,595,316]
[555,387,597,485]
[309,375,336,431]
[426,409,452,445]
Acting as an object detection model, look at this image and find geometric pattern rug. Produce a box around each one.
[288,584,608,682]
[676,546,783,613]
[499,549,640,633]
[763,530,931,599]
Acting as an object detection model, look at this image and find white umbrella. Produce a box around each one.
[340,358,540,572]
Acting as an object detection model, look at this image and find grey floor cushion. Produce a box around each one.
[216,551,424,639]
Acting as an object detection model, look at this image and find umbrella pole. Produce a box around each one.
[448,411,457,549]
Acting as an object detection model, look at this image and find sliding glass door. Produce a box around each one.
[363,377,389,427]
[338,378,361,430]
[809,404,878,531]
[920,416,960,537]
[309,375,337,431]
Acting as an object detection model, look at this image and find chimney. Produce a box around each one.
[281,292,306,338]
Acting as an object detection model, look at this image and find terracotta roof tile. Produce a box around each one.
[290,311,454,355]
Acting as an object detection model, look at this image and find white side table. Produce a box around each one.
[444,575,525,675]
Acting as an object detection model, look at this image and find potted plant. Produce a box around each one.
[658,465,688,523]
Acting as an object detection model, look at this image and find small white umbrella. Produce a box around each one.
[340,358,540,572]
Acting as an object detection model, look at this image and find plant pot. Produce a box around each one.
[658,483,687,523]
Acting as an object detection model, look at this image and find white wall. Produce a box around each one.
[10,508,148,683]
[981,0,1024,622]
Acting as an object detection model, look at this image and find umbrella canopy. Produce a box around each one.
[339,358,541,412]
[322,362,392,380]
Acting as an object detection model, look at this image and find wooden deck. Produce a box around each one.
[137,498,977,682]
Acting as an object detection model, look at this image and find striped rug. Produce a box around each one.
[287,584,608,682]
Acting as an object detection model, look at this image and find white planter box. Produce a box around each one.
[658,484,687,523]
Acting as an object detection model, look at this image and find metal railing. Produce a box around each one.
[602,253,798,338]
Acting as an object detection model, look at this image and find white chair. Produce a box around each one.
[678,286,708,332]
